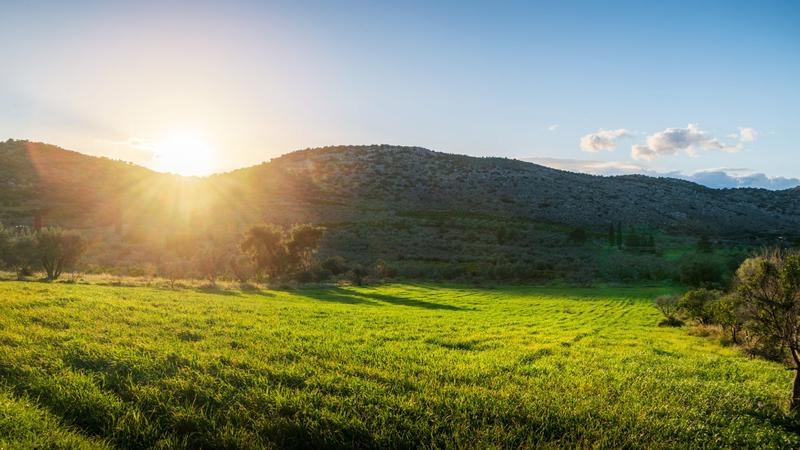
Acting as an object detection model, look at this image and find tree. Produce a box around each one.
[678,288,720,324]
[568,227,588,245]
[496,226,512,245]
[0,224,10,268]
[608,223,615,247]
[735,249,800,410]
[194,243,230,285]
[679,255,724,288]
[1,229,38,279]
[697,235,713,253]
[625,225,640,248]
[709,293,747,344]
[36,228,86,280]
[348,265,368,286]
[321,256,349,276]
[241,224,287,281]
[285,224,325,272]
[654,295,682,326]
[158,255,188,289]
[616,222,623,249]
[229,254,256,283]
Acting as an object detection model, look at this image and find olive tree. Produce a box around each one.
[678,288,721,325]
[6,231,39,279]
[241,223,326,282]
[654,295,682,326]
[709,293,747,344]
[241,224,286,281]
[194,243,230,286]
[36,228,86,280]
[735,249,800,410]
[285,224,325,272]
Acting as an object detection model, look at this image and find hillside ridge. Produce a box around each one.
[1,139,798,239]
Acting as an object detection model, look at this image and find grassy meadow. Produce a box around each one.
[0,282,798,448]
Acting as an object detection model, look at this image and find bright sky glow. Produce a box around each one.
[0,1,797,185]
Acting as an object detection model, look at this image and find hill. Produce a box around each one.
[1,139,798,279]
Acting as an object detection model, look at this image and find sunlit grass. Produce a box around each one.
[0,282,797,448]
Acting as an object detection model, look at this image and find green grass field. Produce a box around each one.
[1,282,798,449]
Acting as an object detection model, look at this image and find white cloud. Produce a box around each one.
[689,170,798,190]
[631,144,657,161]
[547,124,559,131]
[579,128,632,152]
[631,124,741,160]
[528,157,650,174]
[738,127,757,142]
[522,156,799,190]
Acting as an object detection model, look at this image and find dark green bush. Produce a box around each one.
[678,288,721,324]
[678,255,726,288]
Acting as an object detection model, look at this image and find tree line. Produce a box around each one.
[0,223,335,285]
[655,248,800,411]
[0,226,85,280]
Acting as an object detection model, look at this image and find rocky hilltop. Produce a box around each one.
[2,141,798,240]
[237,145,800,237]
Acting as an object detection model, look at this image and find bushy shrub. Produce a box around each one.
[678,288,721,324]
[654,295,683,326]
[36,228,87,280]
[734,249,800,410]
[321,256,349,276]
[678,255,726,288]
[707,293,747,344]
[601,252,674,282]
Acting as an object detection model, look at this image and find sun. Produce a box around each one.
[153,131,217,176]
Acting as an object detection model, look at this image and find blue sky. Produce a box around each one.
[0,1,798,186]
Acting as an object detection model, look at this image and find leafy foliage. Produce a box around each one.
[36,227,86,280]
[735,249,800,410]
[678,288,721,325]
[654,295,682,326]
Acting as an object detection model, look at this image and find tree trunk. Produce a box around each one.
[793,369,800,412]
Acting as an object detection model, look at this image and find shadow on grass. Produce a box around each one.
[294,287,469,311]
[194,286,243,297]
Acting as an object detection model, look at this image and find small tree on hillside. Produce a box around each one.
[735,249,800,411]
[229,254,256,283]
[0,224,11,271]
[194,243,230,286]
[678,288,721,324]
[709,293,747,344]
[36,228,86,280]
[568,227,588,245]
[1,230,38,279]
[679,255,724,288]
[158,255,188,289]
[654,295,682,326]
[241,224,287,281]
[285,224,325,272]
[608,223,615,247]
[697,235,713,253]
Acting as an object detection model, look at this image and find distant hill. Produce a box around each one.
[1,140,798,276]
[242,145,800,237]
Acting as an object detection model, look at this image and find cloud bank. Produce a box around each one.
[737,127,758,142]
[579,124,758,161]
[525,157,799,190]
[579,129,632,152]
[631,124,741,160]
